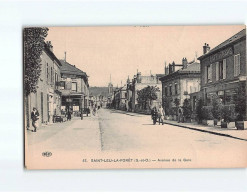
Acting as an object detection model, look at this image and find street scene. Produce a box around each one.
[24,26,247,169]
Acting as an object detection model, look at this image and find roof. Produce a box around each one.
[198,28,246,60]
[178,62,200,73]
[159,61,200,81]
[43,43,62,67]
[59,60,88,78]
[156,74,166,78]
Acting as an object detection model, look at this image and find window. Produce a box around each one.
[55,72,58,89]
[175,83,178,95]
[234,54,240,77]
[46,63,49,81]
[51,67,53,83]
[217,60,226,80]
[60,81,65,90]
[169,85,172,96]
[72,82,77,91]
[164,87,168,96]
[217,90,225,104]
[219,61,223,80]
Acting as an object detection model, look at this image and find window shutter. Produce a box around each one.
[234,55,237,77]
[209,64,212,81]
[205,66,207,83]
[215,62,219,81]
[223,59,226,79]
[237,54,241,76]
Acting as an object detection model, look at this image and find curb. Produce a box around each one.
[163,121,247,142]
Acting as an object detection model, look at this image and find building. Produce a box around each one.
[59,60,89,115]
[128,72,164,112]
[197,28,246,118]
[26,41,62,128]
[159,58,201,116]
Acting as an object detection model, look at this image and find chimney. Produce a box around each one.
[182,57,188,69]
[46,41,53,52]
[203,43,210,54]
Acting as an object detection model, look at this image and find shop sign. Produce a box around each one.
[209,47,233,63]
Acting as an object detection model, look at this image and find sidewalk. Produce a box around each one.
[163,119,247,141]
[109,108,247,141]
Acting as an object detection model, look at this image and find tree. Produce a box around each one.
[211,94,223,120]
[24,27,49,96]
[137,85,160,110]
[196,98,204,123]
[23,27,49,129]
[174,98,180,115]
[235,84,246,121]
[183,98,192,120]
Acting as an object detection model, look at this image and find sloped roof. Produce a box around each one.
[159,61,200,81]
[59,60,88,77]
[198,28,246,60]
[43,43,62,67]
[178,62,200,72]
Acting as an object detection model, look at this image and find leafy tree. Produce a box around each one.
[211,94,223,120]
[183,98,192,119]
[174,98,180,115]
[235,84,246,121]
[24,27,49,96]
[196,98,204,123]
[163,97,171,115]
[137,85,160,110]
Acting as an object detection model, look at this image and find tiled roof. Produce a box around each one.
[178,62,200,72]
[159,61,200,81]
[59,60,88,77]
[198,28,246,59]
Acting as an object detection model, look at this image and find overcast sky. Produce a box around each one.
[46,25,244,87]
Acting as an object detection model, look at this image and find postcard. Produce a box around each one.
[24,25,247,169]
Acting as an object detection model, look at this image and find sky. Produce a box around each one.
[46,25,245,87]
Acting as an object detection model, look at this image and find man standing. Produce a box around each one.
[178,106,183,123]
[151,107,158,125]
[31,107,39,132]
[158,105,165,125]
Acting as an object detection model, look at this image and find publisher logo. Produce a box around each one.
[42,151,52,157]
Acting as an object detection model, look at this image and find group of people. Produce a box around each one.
[151,105,184,125]
[151,105,165,125]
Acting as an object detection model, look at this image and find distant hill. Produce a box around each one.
[89,87,109,97]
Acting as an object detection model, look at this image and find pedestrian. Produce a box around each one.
[158,105,165,125]
[67,109,72,121]
[178,106,183,123]
[151,107,158,125]
[92,106,97,116]
[31,107,39,132]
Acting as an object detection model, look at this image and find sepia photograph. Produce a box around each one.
[24,25,247,169]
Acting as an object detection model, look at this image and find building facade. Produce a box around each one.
[127,72,164,112]
[59,60,89,115]
[160,58,201,116]
[26,41,62,128]
[197,29,246,118]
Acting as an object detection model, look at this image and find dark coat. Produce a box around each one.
[31,110,39,121]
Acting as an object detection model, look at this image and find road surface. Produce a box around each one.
[26,108,247,168]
